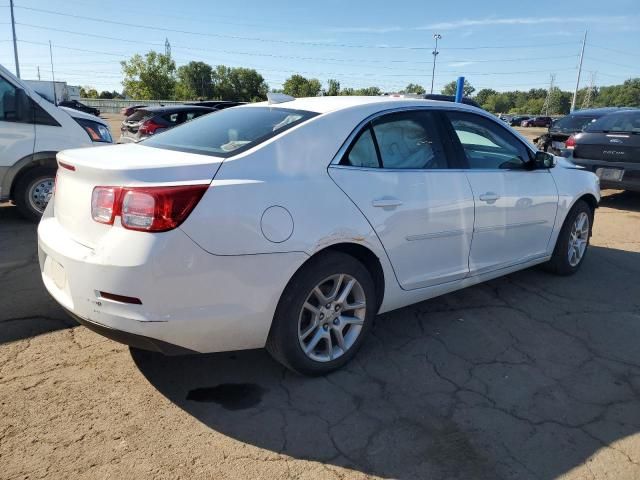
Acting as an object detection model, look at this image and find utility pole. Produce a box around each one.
[37,66,41,81]
[165,38,171,57]
[430,33,442,94]
[10,0,20,78]
[571,30,587,112]
[49,41,56,105]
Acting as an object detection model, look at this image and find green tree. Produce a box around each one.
[98,90,114,99]
[441,79,475,97]
[121,51,176,100]
[354,86,382,96]
[282,74,322,97]
[175,61,214,100]
[325,79,340,96]
[474,88,497,106]
[210,65,268,101]
[594,78,640,107]
[403,83,426,95]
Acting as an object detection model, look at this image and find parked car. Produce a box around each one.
[38,96,599,375]
[534,107,633,156]
[0,64,112,221]
[498,114,512,123]
[58,99,100,117]
[570,109,640,192]
[521,116,552,128]
[118,105,216,143]
[510,115,531,126]
[187,100,246,109]
[120,104,147,117]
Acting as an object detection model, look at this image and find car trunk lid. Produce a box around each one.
[53,143,223,248]
[574,132,640,163]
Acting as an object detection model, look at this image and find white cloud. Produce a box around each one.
[448,61,476,67]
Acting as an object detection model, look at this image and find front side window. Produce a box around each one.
[446,111,531,169]
[144,106,318,157]
[0,76,29,123]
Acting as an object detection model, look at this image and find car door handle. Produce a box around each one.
[372,198,403,208]
[479,192,500,204]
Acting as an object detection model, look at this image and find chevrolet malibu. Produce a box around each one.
[38,96,600,375]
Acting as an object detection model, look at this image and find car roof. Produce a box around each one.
[246,95,483,115]
[569,107,636,116]
[141,105,217,113]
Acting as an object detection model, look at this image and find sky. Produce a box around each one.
[0,0,638,95]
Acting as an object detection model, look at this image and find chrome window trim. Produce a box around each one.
[329,104,537,169]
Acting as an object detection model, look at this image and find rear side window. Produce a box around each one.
[128,110,152,122]
[340,110,449,169]
[445,111,532,169]
[144,107,318,157]
[552,115,598,131]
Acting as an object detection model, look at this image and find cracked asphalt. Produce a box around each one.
[1,189,640,480]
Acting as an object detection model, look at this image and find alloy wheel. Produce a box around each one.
[297,273,367,363]
[28,177,54,214]
[568,211,589,267]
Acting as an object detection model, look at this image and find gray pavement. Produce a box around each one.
[1,190,640,479]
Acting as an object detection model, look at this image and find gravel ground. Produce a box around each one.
[1,185,640,477]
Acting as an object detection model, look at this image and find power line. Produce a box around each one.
[14,5,580,51]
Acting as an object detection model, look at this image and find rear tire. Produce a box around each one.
[14,166,56,222]
[544,200,593,275]
[266,251,376,376]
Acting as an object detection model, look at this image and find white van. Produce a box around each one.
[0,64,112,221]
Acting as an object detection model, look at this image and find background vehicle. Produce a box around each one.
[571,110,640,192]
[521,116,552,128]
[187,100,246,109]
[510,115,530,126]
[0,64,112,221]
[23,80,80,104]
[59,99,100,117]
[118,105,216,143]
[120,104,147,117]
[39,96,599,375]
[498,114,513,123]
[534,107,634,156]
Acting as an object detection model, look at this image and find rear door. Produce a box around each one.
[329,109,474,290]
[443,110,558,274]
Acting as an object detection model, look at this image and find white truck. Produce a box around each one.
[0,64,113,221]
[23,80,80,104]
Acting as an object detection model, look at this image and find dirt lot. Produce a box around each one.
[2,186,640,477]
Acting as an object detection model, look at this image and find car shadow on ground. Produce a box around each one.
[600,189,640,213]
[132,245,640,479]
[0,204,72,344]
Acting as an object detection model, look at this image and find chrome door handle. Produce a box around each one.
[479,192,500,204]
[372,198,403,208]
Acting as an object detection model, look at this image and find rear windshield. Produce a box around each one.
[551,115,598,132]
[127,109,152,122]
[585,111,640,134]
[143,106,318,157]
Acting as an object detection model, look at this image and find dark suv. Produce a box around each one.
[119,105,216,143]
[59,99,100,117]
[571,110,640,192]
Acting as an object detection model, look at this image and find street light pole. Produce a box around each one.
[430,33,441,94]
[571,30,587,112]
[10,0,20,78]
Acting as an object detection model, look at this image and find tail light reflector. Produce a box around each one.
[566,135,576,149]
[91,184,208,232]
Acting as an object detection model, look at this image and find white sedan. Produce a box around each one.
[38,96,600,375]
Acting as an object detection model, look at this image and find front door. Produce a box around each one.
[443,110,558,275]
[329,109,474,290]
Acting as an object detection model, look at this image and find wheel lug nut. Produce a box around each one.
[319,313,324,320]
[323,324,329,330]
[333,318,339,325]
[335,305,340,311]
[326,303,331,309]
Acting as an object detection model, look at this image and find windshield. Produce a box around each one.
[551,115,599,132]
[585,111,640,134]
[143,106,318,157]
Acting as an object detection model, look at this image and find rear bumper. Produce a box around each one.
[37,208,308,353]
[571,157,640,192]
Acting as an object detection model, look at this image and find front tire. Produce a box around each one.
[14,166,56,222]
[544,200,593,275]
[266,251,376,376]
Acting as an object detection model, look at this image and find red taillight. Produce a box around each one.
[566,135,576,149]
[138,118,163,136]
[92,185,208,232]
[91,187,121,224]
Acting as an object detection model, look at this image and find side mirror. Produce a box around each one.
[533,150,555,169]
